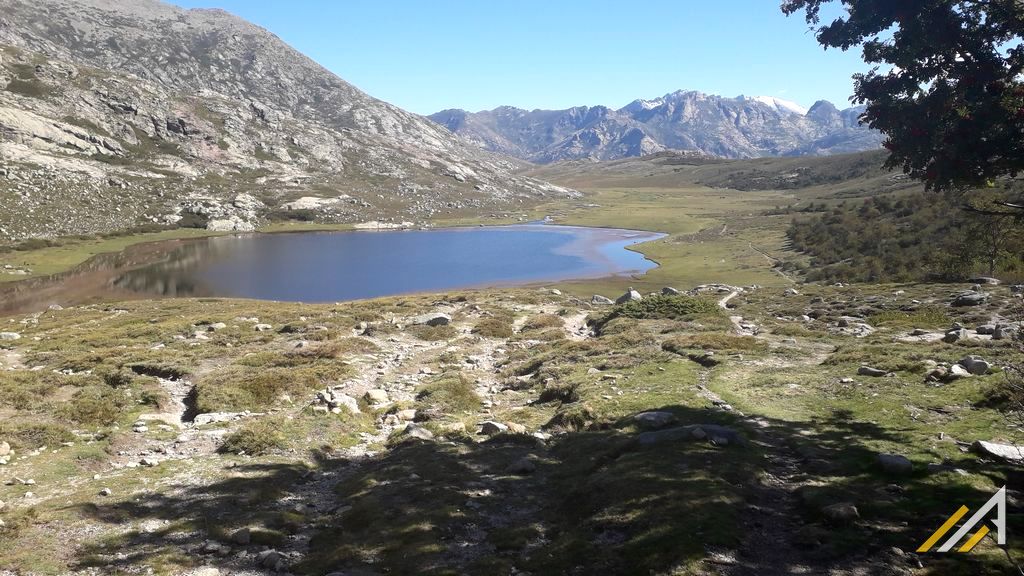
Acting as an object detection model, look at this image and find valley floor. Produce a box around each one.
[0,282,1022,575]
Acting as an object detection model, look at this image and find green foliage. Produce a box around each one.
[783,0,1024,191]
[597,295,720,332]
[195,367,318,413]
[662,333,767,354]
[868,306,950,329]
[59,385,132,426]
[0,420,75,450]
[787,191,1024,282]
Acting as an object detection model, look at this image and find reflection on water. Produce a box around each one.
[1,225,663,314]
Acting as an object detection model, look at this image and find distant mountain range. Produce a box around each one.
[429,90,883,163]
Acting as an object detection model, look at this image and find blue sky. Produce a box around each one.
[169,0,867,115]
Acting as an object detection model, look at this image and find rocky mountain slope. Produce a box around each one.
[429,91,883,163]
[0,0,575,240]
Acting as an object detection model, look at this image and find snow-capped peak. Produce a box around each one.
[749,95,808,116]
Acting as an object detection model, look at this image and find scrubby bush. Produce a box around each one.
[219,418,288,455]
[472,318,514,339]
[416,372,480,414]
[521,314,564,332]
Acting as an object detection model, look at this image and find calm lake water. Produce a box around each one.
[2,224,663,312]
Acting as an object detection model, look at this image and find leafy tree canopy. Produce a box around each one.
[783,0,1024,191]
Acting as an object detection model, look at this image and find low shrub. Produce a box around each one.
[472,318,513,339]
[219,418,289,455]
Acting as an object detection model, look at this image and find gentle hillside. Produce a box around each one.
[0,0,575,241]
[430,91,883,163]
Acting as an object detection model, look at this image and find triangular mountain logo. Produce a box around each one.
[917,486,1006,553]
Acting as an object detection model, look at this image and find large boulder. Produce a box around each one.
[615,287,643,304]
[952,292,987,307]
[633,411,678,430]
[958,356,990,376]
[972,440,1024,462]
[876,453,913,475]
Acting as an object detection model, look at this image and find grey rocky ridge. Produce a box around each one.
[429,91,882,163]
[0,0,577,240]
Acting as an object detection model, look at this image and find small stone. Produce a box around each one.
[257,549,281,569]
[0,332,20,340]
[943,328,968,343]
[0,441,10,456]
[140,457,159,467]
[590,295,614,305]
[876,453,913,475]
[506,457,536,474]
[505,422,527,434]
[857,366,888,377]
[253,324,272,332]
[402,423,435,440]
[661,287,682,296]
[822,502,860,524]
[364,389,389,404]
[99,487,112,496]
[208,322,227,331]
[633,411,677,429]
[949,364,972,379]
[397,409,417,421]
[479,421,508,435]
[231,527,251,545]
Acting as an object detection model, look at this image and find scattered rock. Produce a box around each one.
[139,457,159,467]
[479,421,508,436]
[958,356,990,376]
[821,502,860,524]
[402,423,434,440]
[615,287,643,304]
[976,324,996,335]
[635,424,746,447]
[633,411,678,429]
[396,409,417,421]
[506,457,536,474]
[411,312,451,327]
[943,328,968,343]
[784,288,800,296]
[0,441,10,456]
[661,287,681,296]
[364,389,389,404]
[968,276,1001,285]
[952,292,987,307]
[231,527,251,545]
[0,332,21,340]
[590,295,614,305]
[972,440,1024,462]
[857,366,888,377]
[876,453,913,475]
[99,487,112,497]
[253,324,272,332]
[949,364,972,379]
[505,422,527,434]
[256,549,283,570]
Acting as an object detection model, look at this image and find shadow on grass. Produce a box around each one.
[68,404,1022,575]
